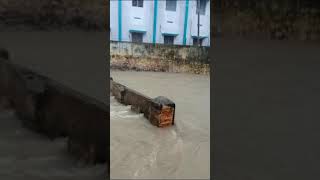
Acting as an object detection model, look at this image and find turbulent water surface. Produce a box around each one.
[110,71,210,179]
[0,109,106,180]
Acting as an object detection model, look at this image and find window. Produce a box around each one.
[166,0,177,11]
[131,32,143,43]
[193,37,203,46]
[132,0,143,7]
[196,0,208,15]
[164,35,174,45]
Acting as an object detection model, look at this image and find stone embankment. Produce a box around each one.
[110,41,210,75]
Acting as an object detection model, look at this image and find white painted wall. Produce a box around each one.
[110,0,210,46]
[110,0,118,41]
[190,0,210,46]
[157,0,186,45]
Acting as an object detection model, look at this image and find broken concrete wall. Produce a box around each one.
[110,41,210,75]
[0,49,108,165]
[0,53,34,123]
[41,79,109,164]
[110,79,175,127]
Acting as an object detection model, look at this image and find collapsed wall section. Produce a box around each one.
[110,78,175,128]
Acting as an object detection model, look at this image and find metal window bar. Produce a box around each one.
[164,36,174,45]
[131,33,143,43]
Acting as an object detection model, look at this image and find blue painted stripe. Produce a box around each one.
[183,0,189,45]
[152,0,158,44]
[118,0,122,41]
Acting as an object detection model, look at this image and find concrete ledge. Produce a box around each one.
[110,78,175,127]
[0,49,108,165]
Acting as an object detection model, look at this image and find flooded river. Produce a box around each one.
[110,71,210,179]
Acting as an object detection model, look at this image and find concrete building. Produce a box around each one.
[110,0,210,46]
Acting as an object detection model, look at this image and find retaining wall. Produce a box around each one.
[110,41,210,75]
[0,48,109,166]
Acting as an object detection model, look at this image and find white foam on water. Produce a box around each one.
[0,110,107,180]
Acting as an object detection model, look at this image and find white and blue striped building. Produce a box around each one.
[110,0,210,46]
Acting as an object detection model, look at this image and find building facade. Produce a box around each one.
[110,0,210,46]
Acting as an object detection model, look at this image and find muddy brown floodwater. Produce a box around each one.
[110,70,210,179]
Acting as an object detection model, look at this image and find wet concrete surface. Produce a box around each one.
[110,71,210,179]
[213,39,320,180]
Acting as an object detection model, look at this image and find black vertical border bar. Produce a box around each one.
[105,0,110,178]
[211,0,218,179]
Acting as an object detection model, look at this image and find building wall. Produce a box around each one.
[110,1,118,39]
[157,0,185,45]
[120,0,154,43]
[110,0,210,46]
[189,0,211,45]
